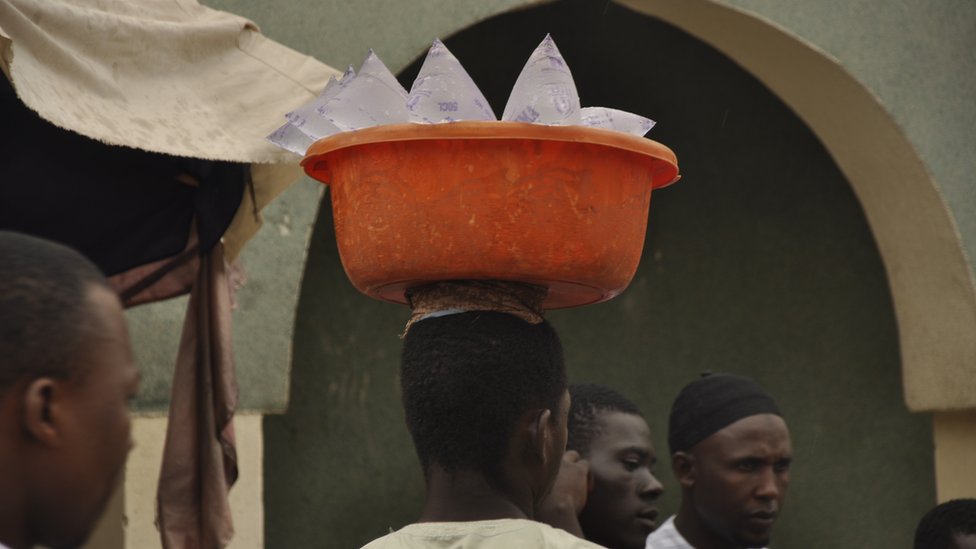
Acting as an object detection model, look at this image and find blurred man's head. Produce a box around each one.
[0,231,138,549]
[567,383,663,549]
[669,374,791,549]
[400,311,568,511]
[915,499,976,549]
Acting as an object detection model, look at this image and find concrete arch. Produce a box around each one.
[239,0,975,411]
[418,0,976,411]
[606,0,976,411]
[217,0,975,411]
[262,4,969,544]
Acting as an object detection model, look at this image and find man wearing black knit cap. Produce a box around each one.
[645,374,792,549]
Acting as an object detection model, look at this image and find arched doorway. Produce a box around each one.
[266,2,938,547]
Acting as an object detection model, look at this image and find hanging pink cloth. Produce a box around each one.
[156,243,239,548]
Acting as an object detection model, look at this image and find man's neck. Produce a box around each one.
[674,501,739,549]
[0,502,29,547]
[419,466,533,523]
[0,482,31,549]
[0,458,29,549]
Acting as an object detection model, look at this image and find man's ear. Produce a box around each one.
[525,408,553,466]
[23,377,61,446]
[672,451,696,489]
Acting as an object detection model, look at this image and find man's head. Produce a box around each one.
[669,374,791,549]
[915,499,976,549]
[568,384,663,549]
[0,231,138,549]
[400,311,568,509]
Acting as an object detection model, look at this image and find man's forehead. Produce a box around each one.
[593,411,654,448]
[698,413,791,454]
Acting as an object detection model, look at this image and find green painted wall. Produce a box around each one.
[720,0,976,272]
[205,0,530,78]
[263,3,934,548]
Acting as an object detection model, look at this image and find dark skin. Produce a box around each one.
[672,414,792,549]
[953,533,976,549]
[578,412,664,549]
[0,285,139,549]
[540,412,664,549]
[536,450,592,537]
[419,390,570,523]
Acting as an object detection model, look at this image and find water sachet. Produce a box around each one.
[581,107,656,137]
[502,34,581,125]
[283,75,343,140]
[319,50,410,131]
[266,121,315,155]
[406,39,496,124]
[268,37,661,156]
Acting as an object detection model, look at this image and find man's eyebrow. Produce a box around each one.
[619,446,654,460]
[729,454,793,463]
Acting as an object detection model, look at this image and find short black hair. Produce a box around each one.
[400,311,566,485]
[567,383,642,455]
[0,231,110,393]
[915,499,976,549]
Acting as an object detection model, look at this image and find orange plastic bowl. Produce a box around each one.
[302,121,679,309]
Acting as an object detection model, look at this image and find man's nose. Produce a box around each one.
[639,471,664,499]
[755,467,781,500]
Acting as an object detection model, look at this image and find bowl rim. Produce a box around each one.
[301,121,680,188]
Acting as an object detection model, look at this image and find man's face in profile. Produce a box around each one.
[579,411,663,549]
[40,285,138,548]
[688,413,792,548]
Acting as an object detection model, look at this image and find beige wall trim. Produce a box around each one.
[86,414,266,549]
[933,412,976,502]
[615,0,976,411]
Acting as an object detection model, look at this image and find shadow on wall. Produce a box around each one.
[264,2,934,548]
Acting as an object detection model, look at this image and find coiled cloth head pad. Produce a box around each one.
[403,280,547,335]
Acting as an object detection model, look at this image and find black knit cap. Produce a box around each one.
[668,373,781,454]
